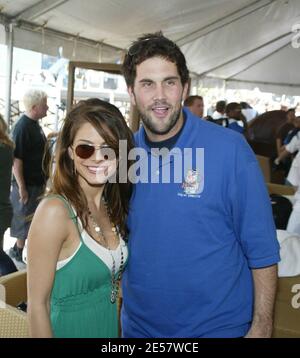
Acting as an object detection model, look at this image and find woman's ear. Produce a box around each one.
[68,147,74,160]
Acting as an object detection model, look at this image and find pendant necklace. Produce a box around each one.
[88,201,124,304]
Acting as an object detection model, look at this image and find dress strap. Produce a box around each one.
[46,194,83,241]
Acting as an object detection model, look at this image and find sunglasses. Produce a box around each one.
[74,144,115,160]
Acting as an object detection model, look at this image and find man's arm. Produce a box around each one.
[13,158,28,204]
[274,147,291,165]
[276,138,283,156]
[245,264,278,338]
[239,113,249,138]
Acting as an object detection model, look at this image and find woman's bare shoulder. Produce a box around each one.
[29,196,75,246]
[34,196,73,224]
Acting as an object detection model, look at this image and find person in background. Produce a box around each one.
[0,114,17,275]
[27,99,134,337]
[226,102,248,137]
[121,32,280,338]
[283,116,300,147]
[240,102,258,123]
[9,89,48,262]
[184,95,204,118]
[285,151,300,235]
[212,100,226,119]
[275,108,296,157]
[274,122,300,172]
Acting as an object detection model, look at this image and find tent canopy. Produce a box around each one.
[1,0,300,95]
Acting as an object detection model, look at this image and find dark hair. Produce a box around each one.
[216,100,226,113]
[287,108,296,113]
[49,99,134,237]
[122,31,189,88]
[240,101,252,109]
[226,102,241,115]
[184,95,203,107]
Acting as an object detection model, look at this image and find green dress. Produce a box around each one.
[49,195,124,338]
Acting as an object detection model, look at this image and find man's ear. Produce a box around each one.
[68,147,74,160]
[128,86,136,106]
[182,82,189,102]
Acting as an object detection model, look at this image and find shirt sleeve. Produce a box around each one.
[287,152,300,186]
[230,138,280,269]
[13,123,29,160]
[285,134,300,154]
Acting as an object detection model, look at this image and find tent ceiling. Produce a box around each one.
[1,0,300,94]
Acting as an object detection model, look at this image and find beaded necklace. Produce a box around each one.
[88,201,124,304]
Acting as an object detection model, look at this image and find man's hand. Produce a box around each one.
[19,186,29,204]
[244,265,278,338]
[274,157,280,166]
[244,319,273,338]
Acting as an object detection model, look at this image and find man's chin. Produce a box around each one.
[143,119,173,135]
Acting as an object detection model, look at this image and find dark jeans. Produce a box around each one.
[10,182,45,241]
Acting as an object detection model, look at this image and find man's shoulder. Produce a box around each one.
[195,115,242,142]
[13,114,29,132]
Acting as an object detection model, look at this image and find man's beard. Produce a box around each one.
[138,106,182,136]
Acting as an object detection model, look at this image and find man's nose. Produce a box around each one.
[153,84,166,101]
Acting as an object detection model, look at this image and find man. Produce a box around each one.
[274,118,300,181]
[9,89,48,262]
[240,102,258,123]
[184,95,204,118]
[122,32,280,338]
[276,108,296,156]
[226,102,248,137]
[285,151,300,235]
[212,100,226,119]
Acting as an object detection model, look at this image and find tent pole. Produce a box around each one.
[4,22,14,130]
[197,77,200,95]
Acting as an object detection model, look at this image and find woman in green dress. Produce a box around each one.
[27,99,134,337]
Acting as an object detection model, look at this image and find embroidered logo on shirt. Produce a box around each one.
[180,169,203,197]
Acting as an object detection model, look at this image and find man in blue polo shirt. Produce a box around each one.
[121,32,280,338]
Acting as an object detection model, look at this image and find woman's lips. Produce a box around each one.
[87,166,107,174]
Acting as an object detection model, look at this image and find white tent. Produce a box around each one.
[1,0,300,95]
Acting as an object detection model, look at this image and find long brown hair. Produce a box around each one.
[49,99,134,237]
[0,114,14,148]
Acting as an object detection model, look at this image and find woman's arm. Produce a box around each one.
[27,198,70,338]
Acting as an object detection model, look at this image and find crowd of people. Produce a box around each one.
[1,31,299,338]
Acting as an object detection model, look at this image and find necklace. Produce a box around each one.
[88,202,124,304]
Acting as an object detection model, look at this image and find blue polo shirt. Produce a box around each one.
[122,108,280,338]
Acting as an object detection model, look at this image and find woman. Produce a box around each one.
[0,114,17,276]
[27,99,134,337]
